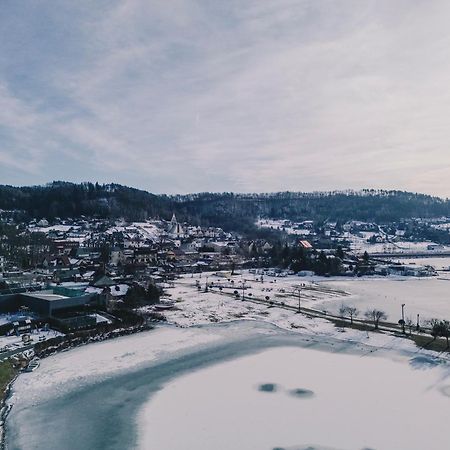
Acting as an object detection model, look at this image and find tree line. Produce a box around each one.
[1,182,449,232]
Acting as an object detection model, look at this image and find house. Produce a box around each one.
[180,240,202,253]
[53,268,80,283]
[91,275,116,288]
[37,219,49,227]
[73,247,101,260]
[133,247,157,265]
[50,239,80,255]
[81,270,96,282]
[299,240,313,250]
[43,255,71,269]
[110,247,122,265]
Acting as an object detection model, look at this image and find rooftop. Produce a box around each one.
[22,291,69,301]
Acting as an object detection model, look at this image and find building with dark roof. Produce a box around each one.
[0,288,103,318]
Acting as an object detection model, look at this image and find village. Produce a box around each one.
[0,209,449,373]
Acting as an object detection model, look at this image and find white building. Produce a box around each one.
[167,214,185,239]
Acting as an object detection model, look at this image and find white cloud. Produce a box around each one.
[0,0,450,196]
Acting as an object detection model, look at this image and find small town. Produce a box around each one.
[1,209,450,375]
[2,2,450,449]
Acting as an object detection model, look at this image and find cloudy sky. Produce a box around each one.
[1,0,449,196]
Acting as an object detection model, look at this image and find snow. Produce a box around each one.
[346,233,450,255]
[158,272,450,330]
[85,283,129,297]
[315,277,450,322]
[28,225,73,234]
[11,275,442,411]
[396,256,450,270]
[256,218,313,236]
[0,328,61,354]
[105,221,163,242]
[90,313,112,324]
[137,345,450,450]
[10,327,223,406]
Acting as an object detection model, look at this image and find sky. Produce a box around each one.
[1,0,450,197]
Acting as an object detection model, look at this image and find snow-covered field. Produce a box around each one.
[342,230,450,255]
[159,271,450,330]
[256,219,313,236]
[397,256,450,270]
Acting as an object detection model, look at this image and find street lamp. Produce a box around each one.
[240,280,246,301]
[294,284,304,313]
[401,303,406,334]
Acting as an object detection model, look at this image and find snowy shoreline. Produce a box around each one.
[8,270,450,413]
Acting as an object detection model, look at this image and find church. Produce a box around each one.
[167,214,185,239]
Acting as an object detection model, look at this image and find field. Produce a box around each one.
[160,271,450,330]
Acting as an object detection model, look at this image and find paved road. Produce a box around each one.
[209,287,434,340]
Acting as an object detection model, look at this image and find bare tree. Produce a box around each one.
[430,319,450,348]
[339,304,347,318]
[406,317,414,336]
[346,306,358,325]
[365,309,387,330]
[339,304,359,325]
[430,318,440,341]
[441,320,450,348]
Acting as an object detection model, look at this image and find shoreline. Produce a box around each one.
[0,321,156,450]
[6,311,450,408]
[0,373,17,450]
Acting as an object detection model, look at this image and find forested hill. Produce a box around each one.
[0,182,173,222]
[174,190,450,230]
[0,183,449,230]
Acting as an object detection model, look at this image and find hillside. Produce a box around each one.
[0,183,449,231]
[174,190,450,228]
[0,182,174,222]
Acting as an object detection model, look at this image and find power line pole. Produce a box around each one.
[401,303,406,334]
[294,285,303,313]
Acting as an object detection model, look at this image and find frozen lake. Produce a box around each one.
[137,345,450,450]
[316,277,450,323]
[7,323,450,450]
